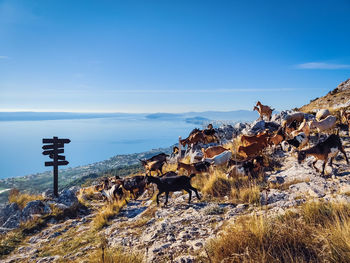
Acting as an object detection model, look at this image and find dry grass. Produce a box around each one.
[205,201,350,263]
[0,217,47,258]
[83,246,143,263]
[233,185,261,205]
[194,168,263,205]
[8,188,44,209]
[162,162,177,174]
[92,199,127,230]
[269,178,311,191]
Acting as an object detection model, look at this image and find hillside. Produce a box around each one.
[299,78,350,112]
[3,91,350,262]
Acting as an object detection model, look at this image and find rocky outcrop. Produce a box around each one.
[0,188,80,232]
[21,200,51,222]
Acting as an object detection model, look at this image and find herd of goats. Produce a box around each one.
[94,101,350,205]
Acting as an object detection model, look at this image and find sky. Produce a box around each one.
[1,0,350,113]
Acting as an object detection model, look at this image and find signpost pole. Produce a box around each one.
[42,136,70,198]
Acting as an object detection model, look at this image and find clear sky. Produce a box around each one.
[1,0,350,113]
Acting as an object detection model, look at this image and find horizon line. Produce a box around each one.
[0,109,265,114]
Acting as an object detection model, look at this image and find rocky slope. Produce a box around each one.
[299,78,350,112]
[2,127,350,262]
[2,144,350,262]
[2,78,350,262]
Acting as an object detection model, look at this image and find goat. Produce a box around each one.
[255,101,274,121]
[240,131,269,147]
[268,127,286,148]
[285,120,300,136]
[177,161,211,175]
[146,153,169,163]
[203,150,232,166]
[145,174,201,205]
[282,112,305,127]
[309,115,337,134]
[180,131,206,147]
[316,109,330,121]
[287,132,308,150]
[201,146,228,158]
[140,159,165,176]
[116,175,147,199]
[340,109,350,124]
[297,134,349,175]
[238,142,265,158]
[101,184,124,202]
[227,156,264,179]
[291,119,310,137]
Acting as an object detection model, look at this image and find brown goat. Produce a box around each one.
[238,142,266,158]
[241,131,269,147]
[201,146,228,158]
[140,159,165,176]
[177,161,211,175]
[255,101,274,121]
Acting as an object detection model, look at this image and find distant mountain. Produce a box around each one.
[145,110,259,124]
[0,112,146,121]
[0,110,259,124]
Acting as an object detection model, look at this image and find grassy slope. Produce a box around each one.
[299,78,350,113]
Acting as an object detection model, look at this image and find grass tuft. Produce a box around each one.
[8,188,44,209]
[91,200,127,230]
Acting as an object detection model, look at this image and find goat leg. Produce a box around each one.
[321,158,328,176]
[185,189,192,204]
[156,191,162,205]
[165,191,169,205]
[340,146,349,164]
[312,160,319,173]
[190,186,201,200]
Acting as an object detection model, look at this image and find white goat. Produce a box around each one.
[203,150,232,166]
[316,109,330,121]
[309,115,337,133]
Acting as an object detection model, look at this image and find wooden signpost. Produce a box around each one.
[42,137,71,197]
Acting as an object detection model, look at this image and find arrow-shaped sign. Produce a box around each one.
[49,154,66,160]
[42,149,64,155]
[42,143,64,150]
[43,138,71,144]
[45,160,69,167]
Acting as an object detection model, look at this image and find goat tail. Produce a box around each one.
[189,173,197,179]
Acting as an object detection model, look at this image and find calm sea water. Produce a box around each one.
[0,117,197,179]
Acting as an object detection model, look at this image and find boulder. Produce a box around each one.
[21,200,51,222]
[234,122,247,131]
[42,189,55,199]
[0,202,20,226]
[57,189,79,209]
[3,213,22,228]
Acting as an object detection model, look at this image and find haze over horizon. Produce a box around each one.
[1,0,350,113]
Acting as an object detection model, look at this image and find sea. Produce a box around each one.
[0,116,199,179]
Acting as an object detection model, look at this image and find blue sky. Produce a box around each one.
[1,0,350,113]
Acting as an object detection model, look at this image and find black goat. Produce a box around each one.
[145,174,201,205]
[287,132,308,150]
[297,134,349,175]
[116,175,147,199]
[146,153,169,163]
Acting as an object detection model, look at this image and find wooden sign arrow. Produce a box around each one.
[42,143,64,150]
[45,160,69,167]
[42,149,64,155]
[43,138,71,144]
[49,154,66,160]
